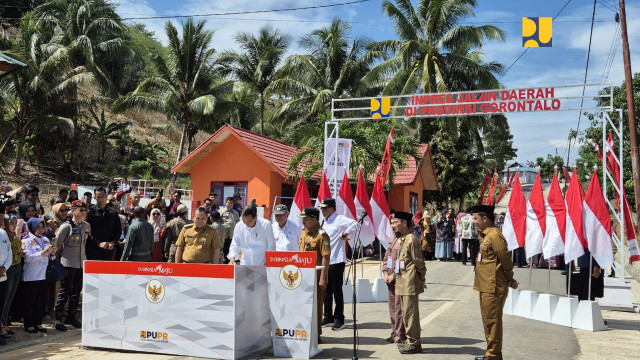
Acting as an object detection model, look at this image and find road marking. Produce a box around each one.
[420,300,455,327]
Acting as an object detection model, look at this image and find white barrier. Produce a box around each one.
[551,296,579,327]
[355,278,375,303]
[531,293,558,323]
[343,278,353,304]
[371,278,388,302]
[504,288,519,315]
[513,290,538,318]
[572,300,606,332]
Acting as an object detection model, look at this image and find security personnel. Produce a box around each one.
[164,204,192,262]
[175,207,221,264]
[392,211,426,354]
[298,207,330,343]
[472,205,519,360]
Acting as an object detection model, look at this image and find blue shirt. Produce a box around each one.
[22,233,53,281]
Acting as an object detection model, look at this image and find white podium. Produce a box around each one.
[266,251,321,359]
[551,296,579,327]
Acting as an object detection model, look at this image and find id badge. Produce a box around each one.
[387,258,393,270]
[394,260,400,273]
[399,260,405,270]
[477,252,482,263]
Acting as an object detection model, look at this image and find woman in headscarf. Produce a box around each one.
[67,190,79,203]
[454,210,466,261]
[436,209,456,260]
[413,211,423,227]
[47,203,69,239]
[0,215,23,339]
[22,217,57,333]
[149,208,165,262]
[420,215,435,261]
[17,201,37,239]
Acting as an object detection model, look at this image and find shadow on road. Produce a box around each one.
[422,336,483,346]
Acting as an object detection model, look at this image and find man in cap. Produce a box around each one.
[392,211,427,354]
[298,207,331,343]
[164,203,192,262]
[220,197,240,263]
[176,207,221,264]
[272,204,302,251]
[382,221,407,345]
[232,193,243,216]
[208,210,226,264]
[228,205,276,265]
[319,198,357,331]
[472,204,518,360]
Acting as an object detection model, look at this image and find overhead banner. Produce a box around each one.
[82,262,271,360]
[265,251,320,359]
[324,138,352,197]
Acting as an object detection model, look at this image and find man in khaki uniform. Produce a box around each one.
[472,205,519,360]
[220,197,240,264]
[382,232,406,344]
[164,204,192,262]
[298,207,330,342]
[392,211,426,354]
[175,207,221,264]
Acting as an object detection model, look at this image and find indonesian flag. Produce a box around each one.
[478,169,492,204]
[564,169,586,263]
[376,128,395,188]
[314,171,332,222]
[583,170,614,269]
[288,175,312,228]
[354,169,376,247]
[543,171,566,259]
[503,173,526,251]
[337,172,357,220]
[525,172,546,258]
[369,172,393,249]
[485,170,499,205]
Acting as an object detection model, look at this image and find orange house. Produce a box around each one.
[172,125,439,215]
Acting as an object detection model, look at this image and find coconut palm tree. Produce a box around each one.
[113,18,227,170]
[219,25,291,134]
[0,18,95,175]
[86,106,128,160]
[269,19,380,120]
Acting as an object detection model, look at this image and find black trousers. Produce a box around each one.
[22,280,47,328]
[323,262,345,323]
[578,267,604,301]
[54,267,83,321]
[223,238,232,264]
[462,238,479,265]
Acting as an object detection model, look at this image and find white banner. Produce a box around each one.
[324,138,352,197]
[266,251,320,359]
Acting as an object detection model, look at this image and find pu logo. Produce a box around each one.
[522,17,552,47]
[371,97,390,118]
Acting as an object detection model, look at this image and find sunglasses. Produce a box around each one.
[153,213,160,216]
[60,208,70,212]
[77,208,87,213]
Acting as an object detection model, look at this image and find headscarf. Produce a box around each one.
[456,212,466,225]
[18,201,36,219]
[49,202,68,234]
[4,214,17,237]
[27,217,44,235]
[150,208,164,233]
[413,211,423,226]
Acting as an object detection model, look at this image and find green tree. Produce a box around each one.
[527,154,564,180]
[483,115,517,170]
[219,25,291,134]
[86,106,128,160]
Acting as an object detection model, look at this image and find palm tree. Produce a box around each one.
[113,18,227,171]
[219,25,291,134]
[86,106,128,160]
[269,19,380,120]
[0,19,95,175]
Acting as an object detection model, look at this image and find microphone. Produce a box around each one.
[358,211,368,222]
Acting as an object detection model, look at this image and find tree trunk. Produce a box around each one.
[171,122,188,183]
[260,93,265,135]
[12,123,24,176]
[459,194,465,212]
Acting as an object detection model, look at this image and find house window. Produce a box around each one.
[281,184,295,209]
[409,192,418,214]
[210,182,248,208]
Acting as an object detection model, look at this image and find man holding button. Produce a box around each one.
[272,204,302,251]
[319,198,357,331]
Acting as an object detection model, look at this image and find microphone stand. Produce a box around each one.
[346,213,366,360]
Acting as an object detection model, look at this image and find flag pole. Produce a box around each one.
[379,239,383,278]
[588,253,593,301]
[567,261,572,296]
[528,256,534,290]
[547,259,552,294]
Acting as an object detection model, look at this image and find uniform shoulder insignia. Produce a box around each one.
[183,223,195,228]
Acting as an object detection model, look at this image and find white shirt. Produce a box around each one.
[0,229,12,273]
[22,233,53,281]
[272,220,302,251]
[322,212,357,265]
[228,217,276,265]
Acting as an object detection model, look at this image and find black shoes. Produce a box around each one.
[398,343,422,354]
[54,320,68,332]
[65,318,82,329]
[36,327,47,333]
[385,335,394,343]
[321,317,333,327]
[331,320,345,331]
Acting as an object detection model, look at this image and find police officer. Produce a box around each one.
[472,205,519,360]
[392,211,426,354]
[175,207,221,264]
[298,207,330,343]
[164,204,192,262]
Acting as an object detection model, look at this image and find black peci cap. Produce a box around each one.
[298,207,320,219]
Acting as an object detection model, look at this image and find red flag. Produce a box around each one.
[376,128,395,188]
[583,170,614,268]
[525,172,546,258]
[562,166,571,183]
[478,169,492,204]
[564,169,586,263]
[314,171,332,221]
[485,170,499,205]
[496,183,508,204]
[288,175,312,228]
[543,170,566,258]
[503,172,526,250]
[355,169,376,247]
[337,172,357,220]
[369,172,394,249]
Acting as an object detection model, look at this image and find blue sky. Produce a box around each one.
[113,0,639,166]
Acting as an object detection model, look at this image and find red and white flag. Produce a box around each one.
[485,170,499,205]
[583,169,614,269]
[369,172,393,249]
[525,172,546,258]
[288,175,312,228]
[337,172,357,220]
[503,173,526,251]
[564,169,586,263]
[354,169,376,247]
[376,128,395,188]
[478,169,492,204]
[314,171,332,222]
[543,171,566,259]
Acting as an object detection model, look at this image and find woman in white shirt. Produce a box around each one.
[22,217,57,333]
[228,206,276,265]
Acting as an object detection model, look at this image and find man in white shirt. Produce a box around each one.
[319,198,357,331]
[228,205,276,265]
[271,204,301,251]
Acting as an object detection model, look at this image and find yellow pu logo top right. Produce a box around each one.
[523,17,552,47]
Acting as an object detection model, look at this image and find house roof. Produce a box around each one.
[0,52,26,78]
[172,124,439,189]
[502,162,537,173]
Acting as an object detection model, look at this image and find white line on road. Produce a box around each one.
[420,300,455,327]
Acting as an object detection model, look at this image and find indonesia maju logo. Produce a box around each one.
[280,265,302,290]
[145,279,165,304]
